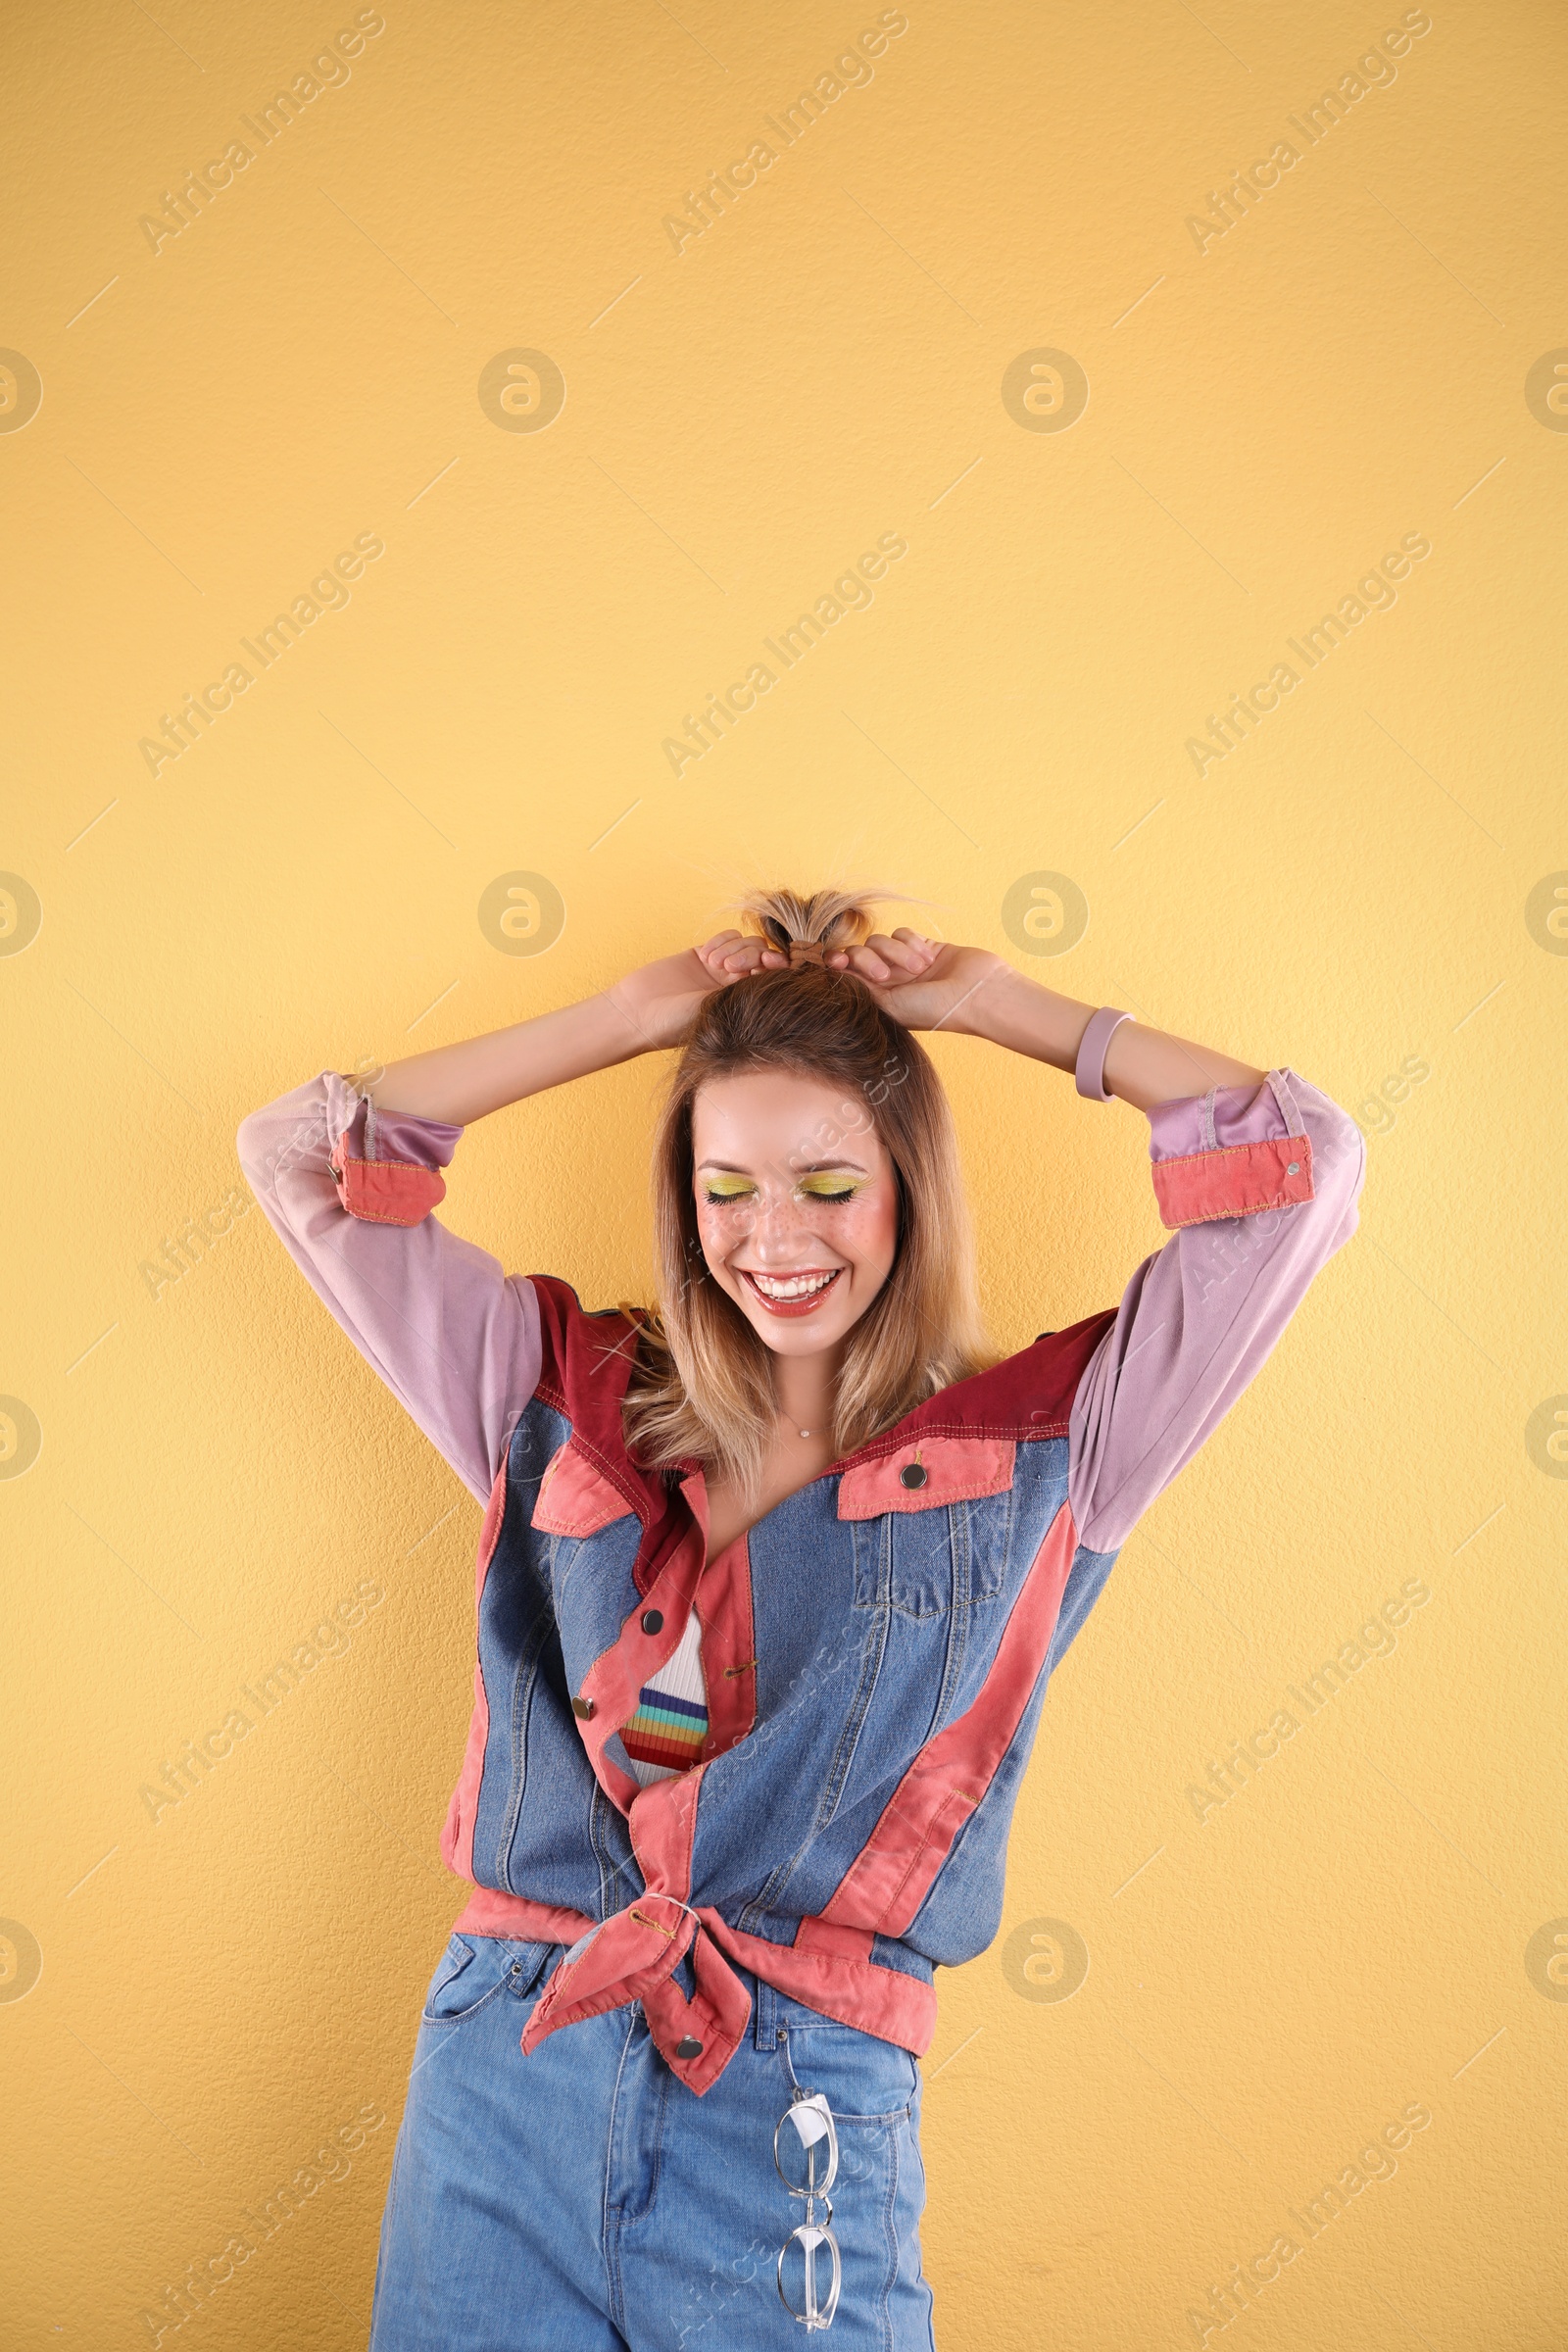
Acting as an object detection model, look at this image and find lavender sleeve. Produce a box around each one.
[235,1072,542,1506]
[1066,1068,1365,1555]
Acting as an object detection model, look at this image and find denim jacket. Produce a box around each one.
[237,1062,1363,2091]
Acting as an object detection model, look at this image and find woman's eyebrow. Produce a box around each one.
[694,1156,870,1174]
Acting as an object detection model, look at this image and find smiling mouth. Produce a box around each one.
[739,1267,844,1316]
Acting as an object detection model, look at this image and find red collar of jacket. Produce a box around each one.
[527,1274,1112,1571]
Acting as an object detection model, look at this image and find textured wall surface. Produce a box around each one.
[2,1,1565,2345]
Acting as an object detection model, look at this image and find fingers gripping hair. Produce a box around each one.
[741,886,889,962]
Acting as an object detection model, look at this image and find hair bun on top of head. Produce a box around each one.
[741,886,893,970]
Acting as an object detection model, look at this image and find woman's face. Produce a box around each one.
[690,1070,899,1358]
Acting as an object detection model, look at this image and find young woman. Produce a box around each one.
[236,890,1364,2350]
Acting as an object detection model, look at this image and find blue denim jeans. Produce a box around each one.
[368,1933,938,2350]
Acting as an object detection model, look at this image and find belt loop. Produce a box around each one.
[754,1975,779,2051]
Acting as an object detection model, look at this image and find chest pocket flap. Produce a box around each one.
[837,1435,1016,1520]
[530,1441,639,1538]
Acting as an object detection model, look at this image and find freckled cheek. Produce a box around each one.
[696,1204,755,1272]
[833,1200,899,1280]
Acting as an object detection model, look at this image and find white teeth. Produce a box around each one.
[748,1270,838,1300]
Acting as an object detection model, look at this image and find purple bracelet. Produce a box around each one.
[1075,1005,1133,1102]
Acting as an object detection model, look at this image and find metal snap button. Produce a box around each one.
[900,1462,927,1490]
[641,1609,663,1635]
[676,2035,703,2059]
[571,1695,596,1720]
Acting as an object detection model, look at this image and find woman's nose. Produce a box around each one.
[746,1195,819,1262]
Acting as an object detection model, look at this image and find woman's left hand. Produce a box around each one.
[828,932,1007,1034]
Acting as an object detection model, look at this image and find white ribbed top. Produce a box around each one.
[621,1609,710,1788]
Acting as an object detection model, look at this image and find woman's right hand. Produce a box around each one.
[603,932,781,1054]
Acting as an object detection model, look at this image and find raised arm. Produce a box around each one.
[234,938,760,1499]
[813,927,1270,1108]
[1063,1064,1364,1554]
[366,939,760,1123]
[235,1074,538,1505]
[830,931,1366,1557]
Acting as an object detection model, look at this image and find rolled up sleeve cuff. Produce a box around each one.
[1147,1071,1314,1230]
[326,1075,465,1229]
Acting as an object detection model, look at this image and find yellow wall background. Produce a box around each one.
[3,0,1565,2343]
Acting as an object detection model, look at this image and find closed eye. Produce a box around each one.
[701,1176,757,1205]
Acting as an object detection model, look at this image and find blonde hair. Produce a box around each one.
[620,889,994,1498]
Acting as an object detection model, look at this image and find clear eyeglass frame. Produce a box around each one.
[774,2086,842,2330]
